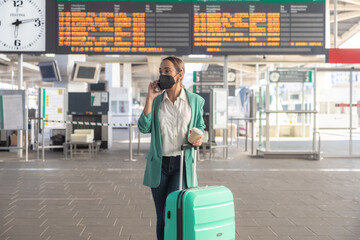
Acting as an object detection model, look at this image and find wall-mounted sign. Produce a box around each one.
[269,71,312,83]
[41,88,66,129]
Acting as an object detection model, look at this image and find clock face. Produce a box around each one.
[0,0,46,52]
[270,72,280,82]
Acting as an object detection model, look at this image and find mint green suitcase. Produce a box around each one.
[164,145,236,240]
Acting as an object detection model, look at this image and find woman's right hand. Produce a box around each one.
[148,80,163,99]
[143,81,163,116]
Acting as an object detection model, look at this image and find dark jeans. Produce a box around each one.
[151,155,187,240]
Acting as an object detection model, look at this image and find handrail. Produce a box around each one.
[229,117,257,121]
[229,117,266,121]
[39,119,140,162]
[316,68,360,72]
[266,110,318,114]
[229,117,256,154]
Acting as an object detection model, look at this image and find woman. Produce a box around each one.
[138,56,205,240]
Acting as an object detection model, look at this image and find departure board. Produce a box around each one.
[192,0,325,55]
[57,1,192,54]
[56,0,326,55]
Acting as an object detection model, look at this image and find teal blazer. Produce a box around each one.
[138,89,206,188]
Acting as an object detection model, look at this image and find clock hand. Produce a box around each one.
[14,25,19,38]
[18,18,38,24]
[11,18,38,25]
[11,19,20,38]
[12,19,22,26]
[11,18,39,38]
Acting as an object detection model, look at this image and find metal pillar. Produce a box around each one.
[350,71,353,156]
[129,124,132,160]
[265,83,270,151]
[137,128,141,155]
[302,81,305,137]
[37,118,40,160]
[245,122,248,151]
[17,54,23,158]
[312,69,317,154]
[251,120,255,155]
[237,120,239,148]
[256,64,259,86]
[125,124,137,162]
[223,55,228,159]
[230,118,233,146]
[42,118,45,162]
[275,82,279,137]
[334,0,338,48]
[25,89,28,161]
[209,90,213,160]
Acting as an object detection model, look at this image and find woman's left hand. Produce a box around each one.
[192,135,202,147]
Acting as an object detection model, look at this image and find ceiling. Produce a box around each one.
[329,0,360,45]
[1,0,360,94]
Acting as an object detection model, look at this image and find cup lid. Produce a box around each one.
[191,127,202,134]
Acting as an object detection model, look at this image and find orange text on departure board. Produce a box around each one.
[193,12,322,50]
[58,12,164,53]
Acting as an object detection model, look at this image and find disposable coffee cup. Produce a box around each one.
[188,127,203,144]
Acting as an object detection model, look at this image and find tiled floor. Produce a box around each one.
[0,132,360,240]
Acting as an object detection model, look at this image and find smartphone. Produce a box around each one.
[153,80,161,92]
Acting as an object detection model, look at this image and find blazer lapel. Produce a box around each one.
[185,89,196,138]
[153,92,164,157]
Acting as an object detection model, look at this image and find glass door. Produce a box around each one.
[267,81,314,152]
[318,71,352,157]
[258,85,267,150]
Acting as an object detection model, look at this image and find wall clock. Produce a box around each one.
[0,0,46,52]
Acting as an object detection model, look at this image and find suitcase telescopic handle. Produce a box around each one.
[179,144,200,190]
[180,144,197,151]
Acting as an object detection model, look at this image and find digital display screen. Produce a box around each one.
[57,0,192,55]
[192,0,325,54]
[56,0,325,55]
[38,61,62,82]
[40,66,56,79]
[77,66,96,79]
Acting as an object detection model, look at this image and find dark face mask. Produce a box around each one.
[157,75,176,90]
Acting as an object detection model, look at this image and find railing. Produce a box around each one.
[229,117,257,155]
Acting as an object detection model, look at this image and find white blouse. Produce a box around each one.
[158,88,191,157]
